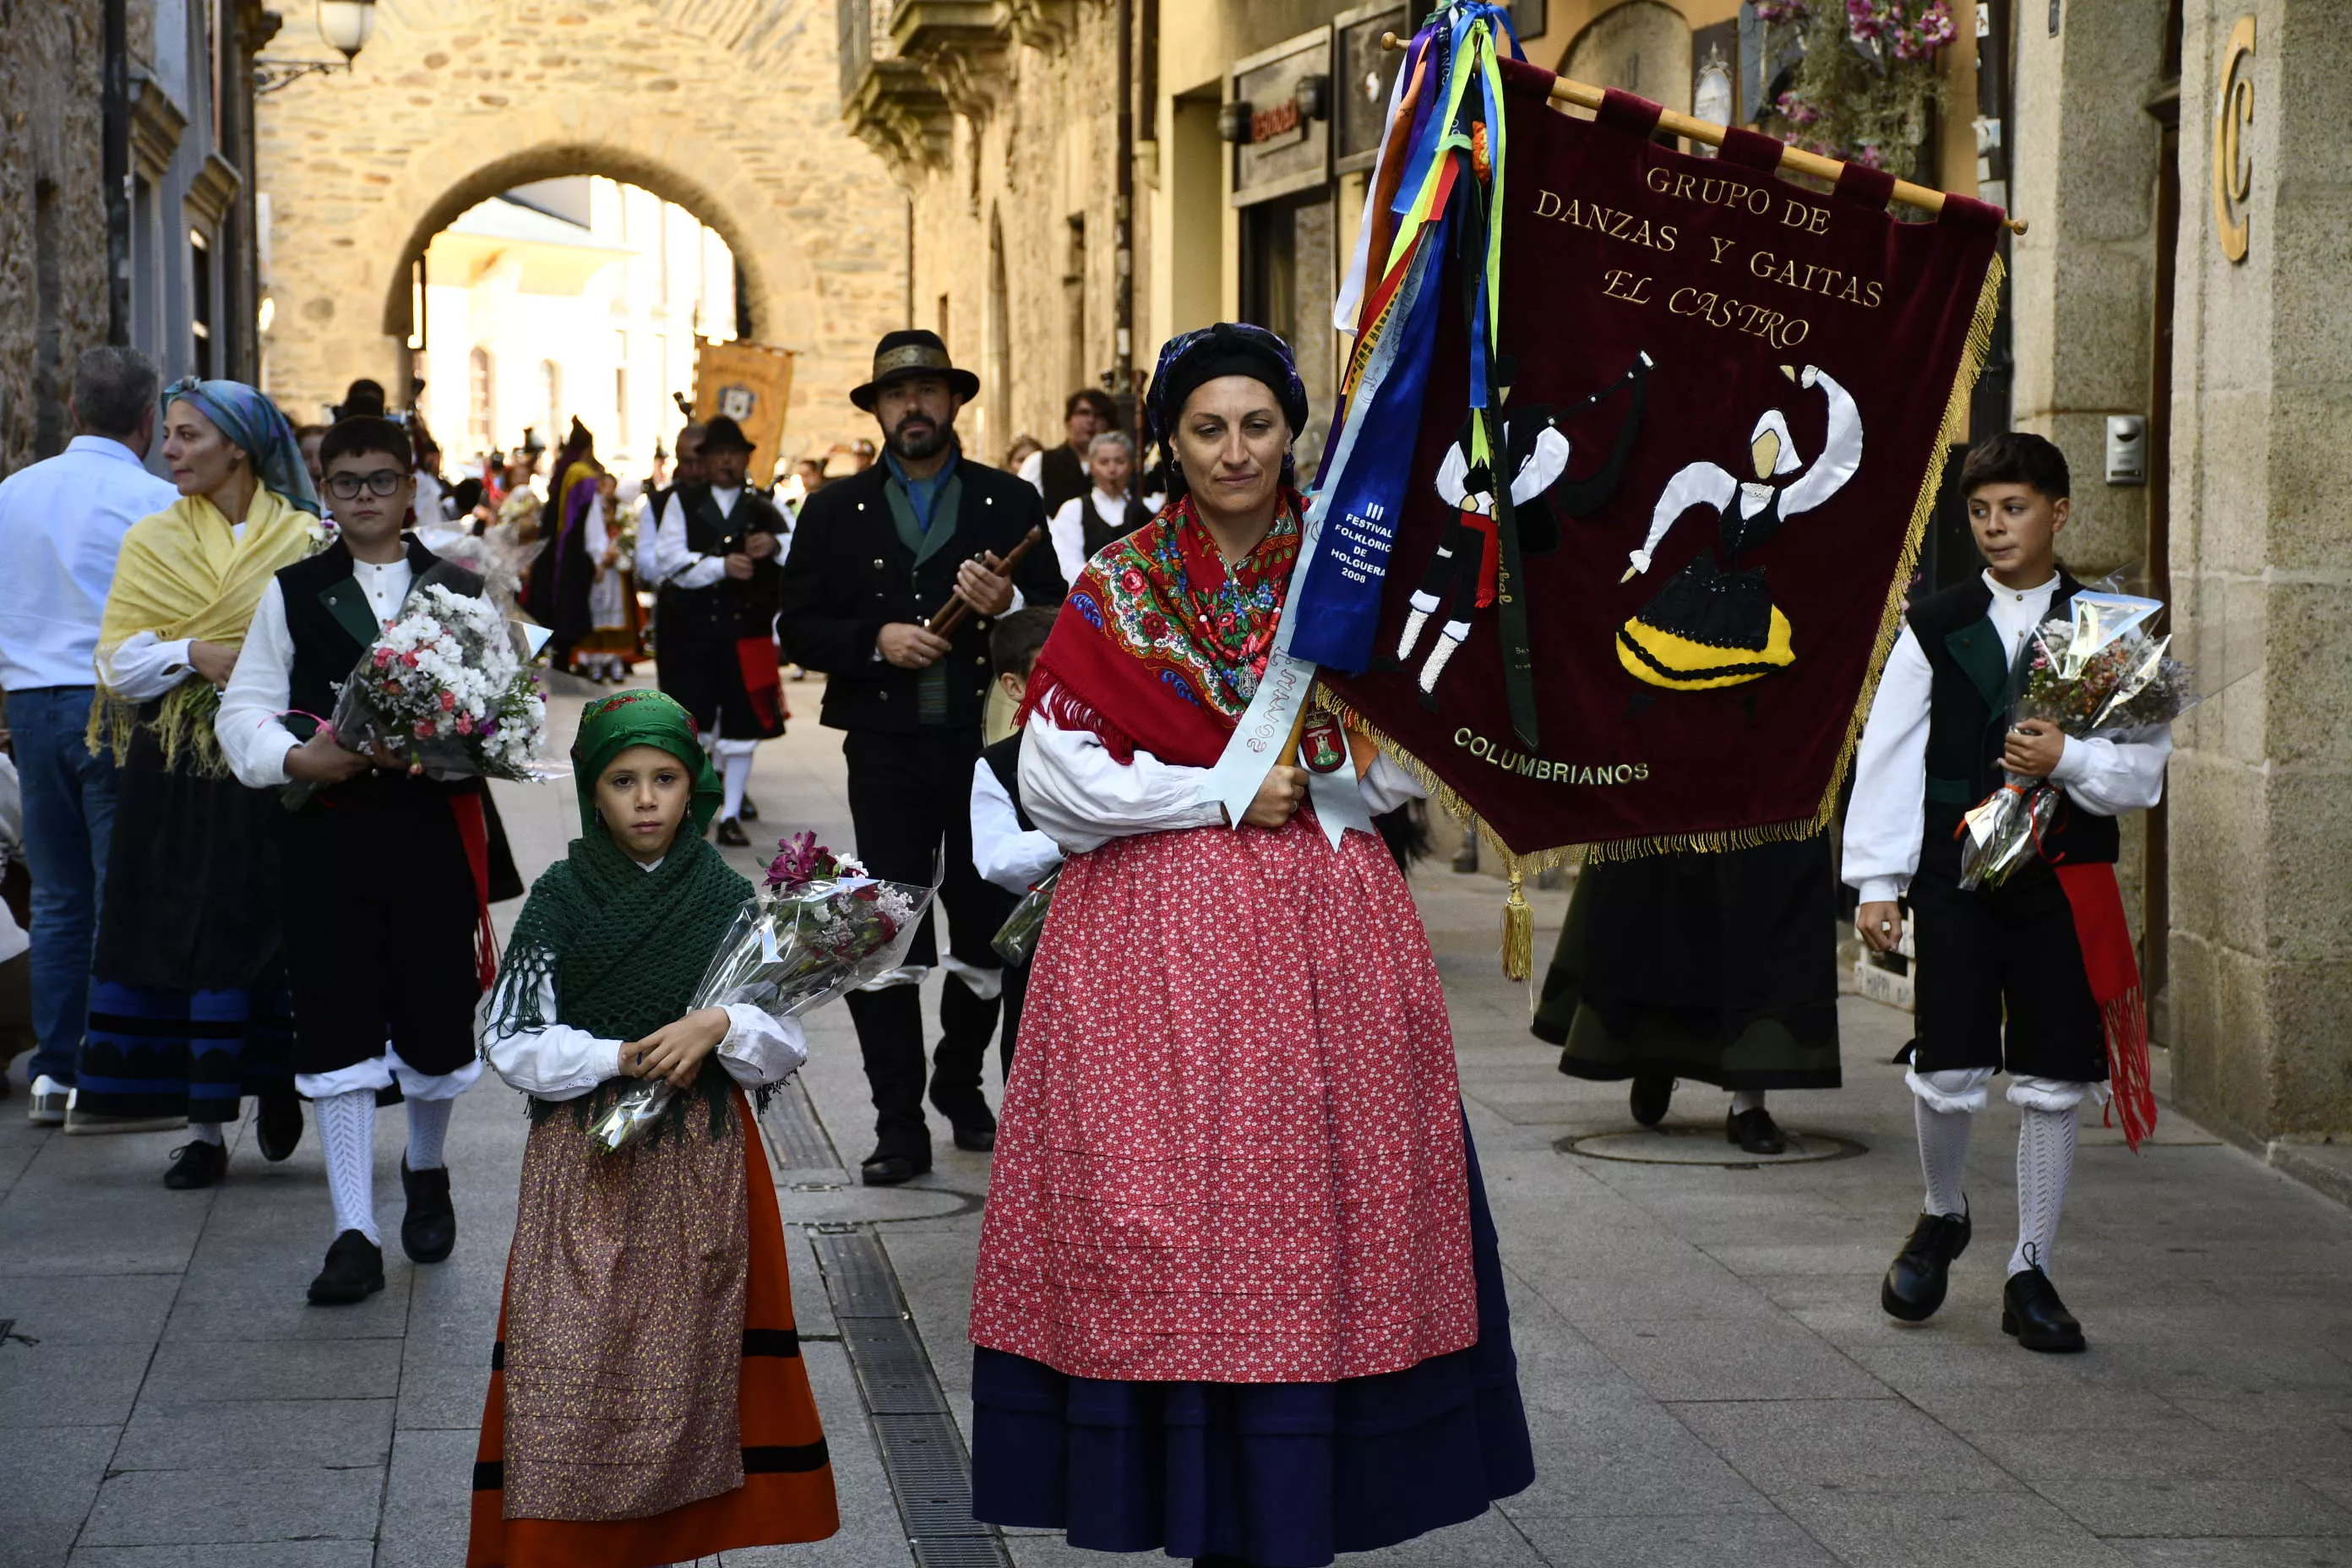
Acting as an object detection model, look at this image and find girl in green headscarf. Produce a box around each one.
[471,690,839,1566]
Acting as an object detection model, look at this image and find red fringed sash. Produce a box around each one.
[2054,862,2156,1151]
[451,792,499,991]
[1018,493,1303,769]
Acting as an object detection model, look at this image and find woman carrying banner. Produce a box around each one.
[1533,836,1842,1153]
[966,324,1533,1568]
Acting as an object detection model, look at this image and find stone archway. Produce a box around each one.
[256,0,908,450]
[1560,1,1695,112]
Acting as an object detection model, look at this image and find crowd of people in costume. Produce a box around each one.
[0,309,2168,1563]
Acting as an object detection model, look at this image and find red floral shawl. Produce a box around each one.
[1021,492,1304,768]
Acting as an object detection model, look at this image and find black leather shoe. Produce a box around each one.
[308,1229,386,1305]
[1726,1106,1787,1155]
[929,1088,998,1154]
[400,1159,456,1265]
[1881,1206,1971,1322]
[255,1091,304,1162]
[2002,1266,2087,1352]
[860,1150,933,1187]
[1629,1074,1674,1127]
[163,1138,228,1190]
[716,817,750,847]
[739,794,760,823]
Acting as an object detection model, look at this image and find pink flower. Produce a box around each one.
[455,714,474,736]
[373,648,395,669]
[438,690,456,711]
[412,721,433,738]
[765,830,839,891]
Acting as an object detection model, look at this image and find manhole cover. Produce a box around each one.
[1560,1126,1866,1166]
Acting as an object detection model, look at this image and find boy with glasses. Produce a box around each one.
[217,416,494,1304]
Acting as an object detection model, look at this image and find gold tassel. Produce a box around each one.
[1502,865,1533,982]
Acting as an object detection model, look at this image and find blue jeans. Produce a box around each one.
[9,687,119,1085]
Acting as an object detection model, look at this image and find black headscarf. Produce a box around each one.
[1145,323,1309,496]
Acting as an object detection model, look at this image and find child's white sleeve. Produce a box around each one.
[476,967,625,1101]
[1842,625,1934,905]
[972,759,1064,894]
[716,1006,808,1088]
[2049,724,2172,815]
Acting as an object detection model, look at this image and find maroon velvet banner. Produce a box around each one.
[1322,60,2004,860]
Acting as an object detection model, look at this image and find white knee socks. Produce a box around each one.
[1914,1097,1973,1219]
[405,1096,453,1172]
[316,1090,378,1244]
[190,1121,224,1146]
[2010,1103,2078,1277]
[1729,1090,1767,1116]
[721,752,754,823]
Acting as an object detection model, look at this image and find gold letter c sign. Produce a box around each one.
[2213,15,2255,264]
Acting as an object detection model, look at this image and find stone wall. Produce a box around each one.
[2168,0,2352,1146]
[0,0,112,474]
[253,0,908,457]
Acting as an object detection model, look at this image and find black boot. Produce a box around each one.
[1726,1105,1786,1155]
[716,817,750,847]
[255,1089,304,1162]
[2002,1266,2087,1353]
[1881,1206,1971,1322]
[163,1138,228,1190]
[400,1159,456,1265]
[929,971,1002,1152]
[1629,1074,1674,1127]
[847,985,933,1184]
[308,1229,386,1305]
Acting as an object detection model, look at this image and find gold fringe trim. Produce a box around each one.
[84,679,234,777]
[1502,867,1534,980]
[1313,250,2008,873]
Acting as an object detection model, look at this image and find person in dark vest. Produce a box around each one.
[779,329,1065,1185]
[216,416,494,1306]
[1043,430,1152,585]
[634,421,705,620]
[1017,387,1114,521]
[1845,433,2172,1353]
[967,608,1061,1075]
[651,415,787,846]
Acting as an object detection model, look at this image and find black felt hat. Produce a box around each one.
[701,415,756,454]
[851,329,981,411]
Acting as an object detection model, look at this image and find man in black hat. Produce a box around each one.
[780,329,1064,1185]
[651,413,789,845]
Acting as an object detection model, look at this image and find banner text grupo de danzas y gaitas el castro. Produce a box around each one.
[1317,58,2006,862]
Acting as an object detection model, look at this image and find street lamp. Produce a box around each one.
[255,0,377,95]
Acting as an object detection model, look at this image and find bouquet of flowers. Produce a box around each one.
[284,565,551,808]
[589,832,935,1153]
[1957,591,2197,890]
[990,866,1061,966]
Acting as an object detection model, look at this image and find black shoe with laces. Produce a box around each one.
[739,794,760,823]
[1629,1074,1674,1127]
[400,1159,456,1265]
[2002,1265,2088,1352]
[163,1138,228,1190]
[1725,1105,1787,1155]
[307,1229,386,1305]
[716,817,750,847]
[859,1149,933,1186]
[1881,1206,1972,1322]
[255,1090,304,1162]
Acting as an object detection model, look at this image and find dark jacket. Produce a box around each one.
[1908,570,2117,880]
[779,453,1064,734]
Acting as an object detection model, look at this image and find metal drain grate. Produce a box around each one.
[809,1224,1008,1566]
[764,1076,841,1169]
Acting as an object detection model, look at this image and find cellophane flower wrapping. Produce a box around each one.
[589,835,934,1154]
[1957,591,2197,890]
[284,566,552,808]
[989,866,1061,966]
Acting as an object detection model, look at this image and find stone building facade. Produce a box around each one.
[0,0,265,476]
[253,0,909,460]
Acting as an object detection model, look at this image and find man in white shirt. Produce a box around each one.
[1844,433,2170,1355]
[0,347,175,1120]
[1045,431,1153,585]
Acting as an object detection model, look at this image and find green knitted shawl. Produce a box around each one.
[496,823,754,1138]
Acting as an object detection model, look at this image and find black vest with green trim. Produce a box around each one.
[982,730,1037,833]
[1906,572,2115,879]
[668,484,787,643]
[277,535,486,807]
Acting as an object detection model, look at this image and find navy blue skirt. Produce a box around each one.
[971,1121,1533,1565]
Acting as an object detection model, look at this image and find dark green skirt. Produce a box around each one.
[1533,834,1841,1092]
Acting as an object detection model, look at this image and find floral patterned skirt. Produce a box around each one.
[969,814,1477,1384]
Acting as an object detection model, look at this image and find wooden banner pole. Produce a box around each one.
[1380,33,2028,237]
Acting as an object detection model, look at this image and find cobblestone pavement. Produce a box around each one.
[6,680,2350,1567]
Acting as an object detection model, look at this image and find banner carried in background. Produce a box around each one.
[692,339,796,485]
[1315,57,2006,862]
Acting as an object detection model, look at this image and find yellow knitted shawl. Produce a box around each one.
[87,487,318,776]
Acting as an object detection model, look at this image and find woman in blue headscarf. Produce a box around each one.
[71,378,320,1185]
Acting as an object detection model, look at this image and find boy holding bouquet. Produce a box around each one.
[216,416,495,1304]
[968,608,1062,1072]
[1844,433,2172,1353]
[469,689,836,1566]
